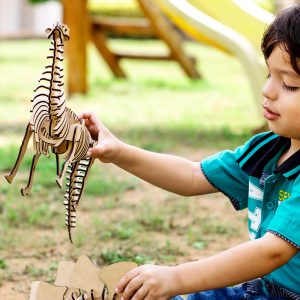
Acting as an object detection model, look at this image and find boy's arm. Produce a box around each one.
[173,232,298,294]
[80,112,217,196]
[117,232,299,299]
[112,144,217,196]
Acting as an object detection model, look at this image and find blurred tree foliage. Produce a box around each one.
[88,0,275,17]
[88,0,141,17]
[28,0,56,3]
[27,0,142,17]
[27,0,275,15]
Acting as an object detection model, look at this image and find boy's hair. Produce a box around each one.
[261,4,300,74]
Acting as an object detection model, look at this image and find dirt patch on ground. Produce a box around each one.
[0,149,248,299]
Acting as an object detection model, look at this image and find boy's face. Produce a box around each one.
[262,45,300,139]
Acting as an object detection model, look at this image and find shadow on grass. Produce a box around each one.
[114,126,253,152]
[0,122,253,154]
[91,76,212,92]
[0,123,254,198]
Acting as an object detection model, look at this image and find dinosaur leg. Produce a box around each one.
[56,125,81,188]
[56,142,78,188]
[5,123,32,183]
[21,153,41,196]
[55,152,60,176]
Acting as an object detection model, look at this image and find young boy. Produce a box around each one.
[79,4,300,300]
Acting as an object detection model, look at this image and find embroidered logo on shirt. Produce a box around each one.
[278,190,291,204]
[249,182,264,201]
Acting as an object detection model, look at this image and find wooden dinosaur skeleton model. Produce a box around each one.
[4,23,95,243]
[29,255,138,300]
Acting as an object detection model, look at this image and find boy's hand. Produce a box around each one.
[78,112,123,163]
[116,264,177,300]
[78,111,101,141]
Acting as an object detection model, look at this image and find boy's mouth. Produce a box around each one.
[263,105,280,120]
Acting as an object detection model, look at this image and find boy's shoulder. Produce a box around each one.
[237,131,279,162]
[237,131,289,178]
[246,131,279,147]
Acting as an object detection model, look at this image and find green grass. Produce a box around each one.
[0,38,251,293]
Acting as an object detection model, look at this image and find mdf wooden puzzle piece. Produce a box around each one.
[4,23,96,243]
[99,262,139,300]
[68,255,105,299]
[30,282,88,300]
[55,260,76,287]
[29,255,138,300]
[29,282,67,300]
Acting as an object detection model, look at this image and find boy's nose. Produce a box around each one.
[262,78,278,101]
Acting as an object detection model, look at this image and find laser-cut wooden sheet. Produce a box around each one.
[29,255,138,300]
[4,23,96,243]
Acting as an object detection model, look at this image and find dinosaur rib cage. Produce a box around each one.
[74,124,92,163]
[59,107,92,163]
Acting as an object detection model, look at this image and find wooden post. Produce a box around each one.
[62,0,89,95]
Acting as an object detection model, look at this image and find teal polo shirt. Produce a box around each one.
[201,131,300,294]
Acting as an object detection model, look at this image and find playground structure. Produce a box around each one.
[155,0,273,112]
[62,0,272,113]
[91,0,201,80]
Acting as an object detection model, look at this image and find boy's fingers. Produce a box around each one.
[78,112,96,122]
[130,285,149,300]
[88,125,98,133]
[87,144,104,158]
[121,275,144,300]
[80,112,105,131]
[116,268,140,293]
[78,112,91,119]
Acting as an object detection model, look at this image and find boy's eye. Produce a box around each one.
[282,82,299,92]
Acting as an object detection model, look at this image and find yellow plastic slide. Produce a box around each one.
[155,0,273,113]
[188,0,273,54]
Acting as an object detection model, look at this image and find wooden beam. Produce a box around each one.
[91,17,154,37]
[114,51,173,60]
[114,51,196,63]
[62,0,89,95]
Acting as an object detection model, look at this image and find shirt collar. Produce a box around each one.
[239,134,300,180]
[274,148,300,179]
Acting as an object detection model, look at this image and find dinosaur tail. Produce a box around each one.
[64,157,94,243]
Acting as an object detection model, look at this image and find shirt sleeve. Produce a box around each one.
[267,176,300,248]
[200,136,259,210]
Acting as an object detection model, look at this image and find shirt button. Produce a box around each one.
[266,201,274,210]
